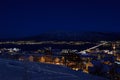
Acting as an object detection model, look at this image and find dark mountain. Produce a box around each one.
[20,32,120,41]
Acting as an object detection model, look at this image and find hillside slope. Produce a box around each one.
[0,59,108,80]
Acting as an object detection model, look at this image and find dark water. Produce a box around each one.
[0,44,95,51]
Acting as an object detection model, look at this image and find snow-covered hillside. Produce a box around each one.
[0,59,108,80]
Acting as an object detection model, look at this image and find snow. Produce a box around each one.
[0,59,108,80]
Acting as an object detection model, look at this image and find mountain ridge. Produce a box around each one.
[1,32,120,41]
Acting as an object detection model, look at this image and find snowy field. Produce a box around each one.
[0,59,108,80]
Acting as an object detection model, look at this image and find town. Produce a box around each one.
[0,41,120,80]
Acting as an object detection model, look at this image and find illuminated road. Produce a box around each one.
[80,42,108,52]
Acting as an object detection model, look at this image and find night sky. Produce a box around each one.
[0,0,120,38]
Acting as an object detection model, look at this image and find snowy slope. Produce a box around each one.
[0,59,108,80]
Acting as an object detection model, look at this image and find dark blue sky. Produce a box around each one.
[0,0,120,38]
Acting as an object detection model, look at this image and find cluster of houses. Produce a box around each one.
[0,47,120,80]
